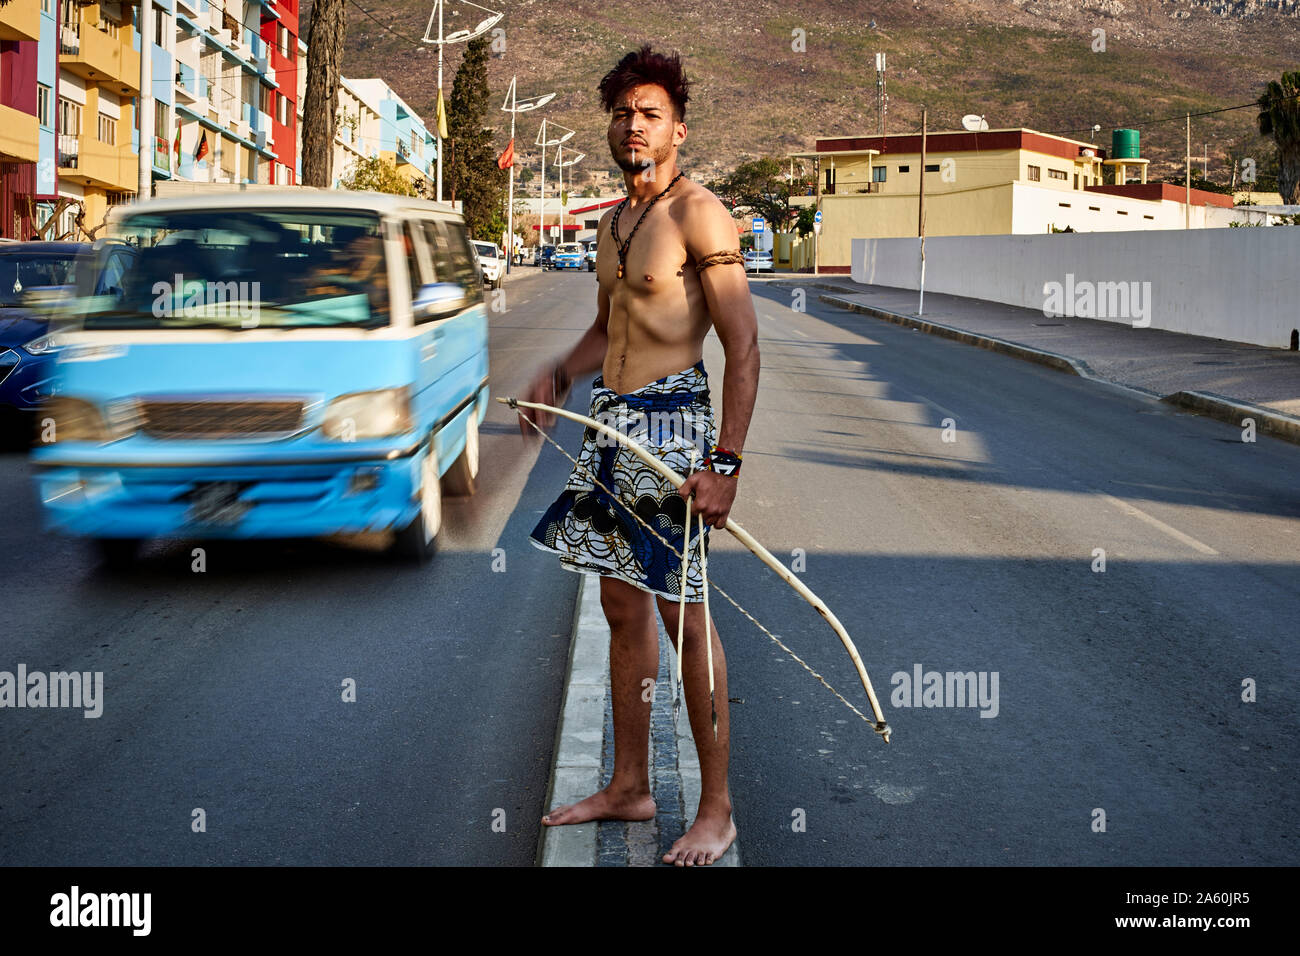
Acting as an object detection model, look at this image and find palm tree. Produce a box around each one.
[1257,70,1300,204]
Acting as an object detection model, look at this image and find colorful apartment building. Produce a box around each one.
[343,78,435,192]
[0,0,48,238]
[172,0,279,188]
[793,128,1239,272]
[258,0,297,184]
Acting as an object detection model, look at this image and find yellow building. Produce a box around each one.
[790,128,1235,273]
[57,1,141,233]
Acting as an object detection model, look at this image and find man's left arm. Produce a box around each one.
[680,196,761,528]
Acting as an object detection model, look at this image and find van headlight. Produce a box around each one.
[39,396,138,442]
[321,387,413,440]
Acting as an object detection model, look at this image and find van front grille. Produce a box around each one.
[140,400,305,440]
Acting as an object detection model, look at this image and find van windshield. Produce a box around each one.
[78,208,391,329]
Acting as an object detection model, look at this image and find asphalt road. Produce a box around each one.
[2,267,1296,866]
[0,267,584,865]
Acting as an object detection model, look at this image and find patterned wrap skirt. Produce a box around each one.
[529,360,717,601]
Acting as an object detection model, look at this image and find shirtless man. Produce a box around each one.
[519,45,759,867]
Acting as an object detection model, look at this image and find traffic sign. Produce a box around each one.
[814,210,822,224]
[753,218,765,234]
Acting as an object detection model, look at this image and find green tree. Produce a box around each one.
[337,156,417,196]
[795,205,816,237]
[708,158,796,232]
[448,34,506,240]
[1257,69,1300,204]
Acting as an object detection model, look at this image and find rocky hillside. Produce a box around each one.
[307,0,1299,186]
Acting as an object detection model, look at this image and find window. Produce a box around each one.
[278,92,288,125]
[278,24,290,58]
[1027,165,1041,182]
[42,0,53,13]
[1143,215,1154,220]
[898,164,910,173]
[1074,173,1079,189]
[155,7,166,47]
[924,163,940,173]
[1088,206,1100,212]
[872,166,887,183]
[1048,169,1068,180]
[1116,210,1128,216]
[1058,202,1071,208]
[405,222,429,303]
[37,85,51,129]
[98,114,116,145]
[59,98,82,136]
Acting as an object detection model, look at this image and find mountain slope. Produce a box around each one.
[310,0,1300,185]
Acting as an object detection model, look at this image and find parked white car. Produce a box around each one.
[471,240,504,289]
[744,249,774,273]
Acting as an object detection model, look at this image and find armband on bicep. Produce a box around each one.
[694,250,746,273]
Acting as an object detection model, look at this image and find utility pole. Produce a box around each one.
[138,1,154,200]
[875,52,887,137]
[1185,113,1191,230]
[918,107,927,317]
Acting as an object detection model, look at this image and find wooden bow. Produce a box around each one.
[500,395,892,743]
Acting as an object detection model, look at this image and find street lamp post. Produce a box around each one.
[423,0,504,204]
[534,119,574,256]
[501,77,555,274]
[554,146,584,242]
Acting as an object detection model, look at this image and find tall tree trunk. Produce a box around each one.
[301,0,347,188]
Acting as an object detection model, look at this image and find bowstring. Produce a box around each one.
[513,404,877,727]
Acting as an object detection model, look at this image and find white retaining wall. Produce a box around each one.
[851,227,1300,348]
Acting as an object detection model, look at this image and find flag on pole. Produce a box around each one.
[496,137,514,170]
[173,122,182,160]
[436,88,449,140]
[194,132,210,163]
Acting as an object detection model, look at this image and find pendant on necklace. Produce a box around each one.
[616,263,624,279]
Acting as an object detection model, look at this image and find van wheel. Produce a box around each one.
[491,275,502,290]
[393,444,441,562]
[94,537,141,569]
[441,413,479,497]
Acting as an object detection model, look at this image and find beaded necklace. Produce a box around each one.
[610,171,685,279]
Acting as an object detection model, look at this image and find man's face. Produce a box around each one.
[607,84,686,179]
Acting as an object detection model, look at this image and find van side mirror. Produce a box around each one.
[413,281,466,321]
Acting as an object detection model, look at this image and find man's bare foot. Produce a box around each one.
[541,785,656,827]
[662,800,736,866]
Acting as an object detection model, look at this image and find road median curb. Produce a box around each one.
[537,573,742,867]
[1161,391,1300,445]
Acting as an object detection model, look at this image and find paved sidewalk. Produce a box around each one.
[761,276,1300,443]
[538,573,740,868]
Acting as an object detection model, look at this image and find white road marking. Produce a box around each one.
[1098,493,1219,555]
[791,328,809,338]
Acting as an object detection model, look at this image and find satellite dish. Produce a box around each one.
[961,114,989,132]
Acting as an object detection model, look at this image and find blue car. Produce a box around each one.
[31,190,488,565]
[552,242,586,270]
[0,242,95,419]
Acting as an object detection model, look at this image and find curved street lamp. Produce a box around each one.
[553,147,585,244]
[501,77,555,272]
[423,0,505,203]
[535,119,574,252]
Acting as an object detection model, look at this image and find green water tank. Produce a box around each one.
[1112,128,1141,159]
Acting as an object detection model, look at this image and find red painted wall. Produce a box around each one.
[261,0,300,182]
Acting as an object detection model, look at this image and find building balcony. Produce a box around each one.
[176,0,200,16]
[0,1,41,42]
[58,133,137,193]
[59,17,140,96]
[176,63,200,101]
[0,105,40,164]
